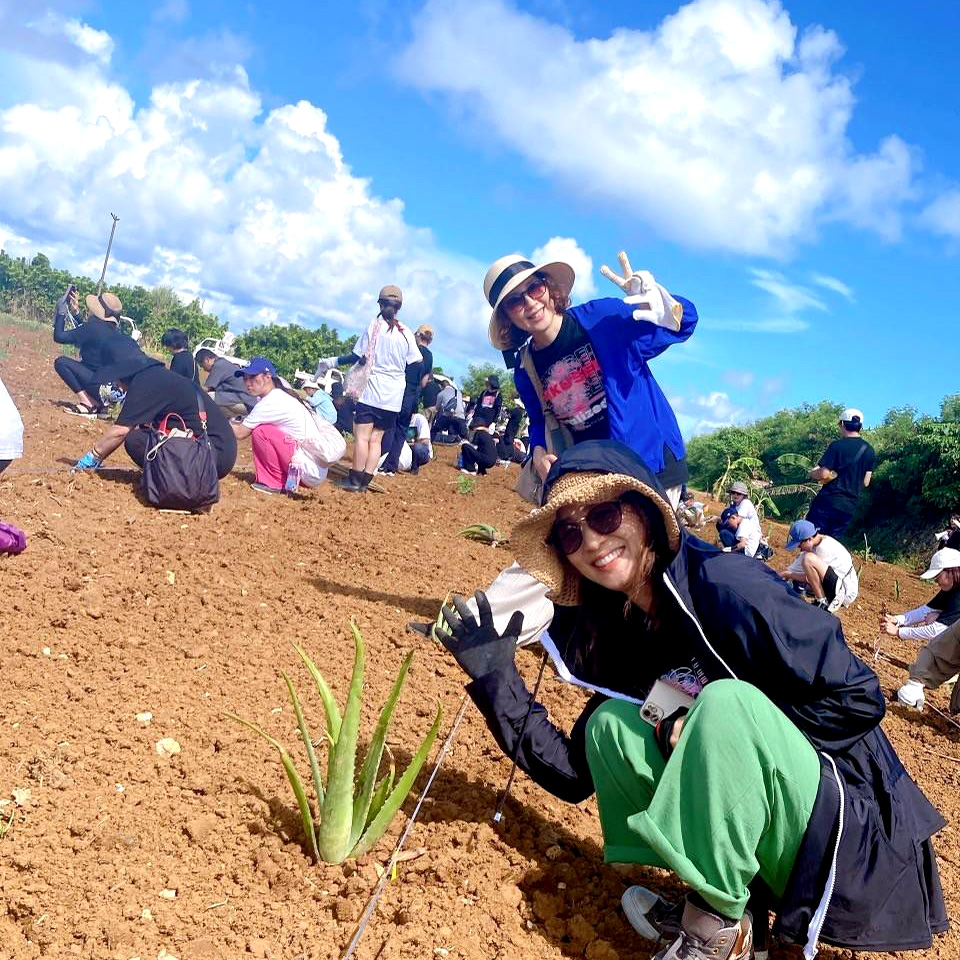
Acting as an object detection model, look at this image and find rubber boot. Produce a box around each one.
[337,468,362,491]
[356,471,374,493]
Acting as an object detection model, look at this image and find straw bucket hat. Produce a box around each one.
[511,470,681,606]
[484,254,575,350]
[86,291,123,322]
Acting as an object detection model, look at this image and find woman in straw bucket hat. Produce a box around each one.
[438,439,946,960]
[52,286,142,417]
[884,547,960,711]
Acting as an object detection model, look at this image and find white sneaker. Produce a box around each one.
[897,679,925,710]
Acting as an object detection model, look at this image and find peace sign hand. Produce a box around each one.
[600,252,681,332]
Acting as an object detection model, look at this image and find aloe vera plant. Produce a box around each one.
[227,624,442,864]
[459,523,502,545]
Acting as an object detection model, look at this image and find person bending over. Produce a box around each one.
[195,349,257,417]
[161,329,201,384]
[70,352,236,479]
[885,548,960,710]
[459,424,498,476]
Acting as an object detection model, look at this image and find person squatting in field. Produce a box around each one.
[438,441,946,960]
[70,347,237,478]
[229,357,335,495]
[314,285,422,494]
[779,520,858,613]
[195,349,258,417]
[52,287,142,417]
[716,481,758,549]
[885,548,960,710]
[0,375,23,474]
[459,250,697,646]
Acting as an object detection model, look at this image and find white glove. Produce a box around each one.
[314,356,338,375]
[722,547,732,553]
[600,252,682,331]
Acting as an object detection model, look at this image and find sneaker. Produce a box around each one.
[811,597,829,611]
[897,679,925,710]
[654,899,752,960]
[378,469,396,477]
[622,886,683,941]
[250,482,284,495]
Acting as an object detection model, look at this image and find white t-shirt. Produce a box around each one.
[409,412,433,457]
[786,535,859,605]
[242,388,327,484]
[353,318,422,413]
[735,498,759,524]
[735,515,762,558]
[0,376,23,460]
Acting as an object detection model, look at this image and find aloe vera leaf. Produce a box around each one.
[367,752,395,826]
[349,650,414,849]
[225,713,320,863]
[282,671,325,809]
[293,644,342,744]
[317,623,365,864]
[350,700,442,859]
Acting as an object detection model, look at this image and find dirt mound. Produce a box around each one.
[0,324,957,960]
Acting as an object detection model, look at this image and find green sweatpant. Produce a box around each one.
[585,679,821,920]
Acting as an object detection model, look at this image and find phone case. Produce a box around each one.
[639,679,696,727]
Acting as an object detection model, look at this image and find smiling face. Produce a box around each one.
[502,275,562,346]
[555,499,652,597]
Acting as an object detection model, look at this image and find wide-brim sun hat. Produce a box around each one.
[484,254,575,350]
[729,480,749,495]
[920,547,960,579]
[86,291,123,322]
[511,470,681,607]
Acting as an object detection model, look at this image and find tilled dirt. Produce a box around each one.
[1,323,958,960]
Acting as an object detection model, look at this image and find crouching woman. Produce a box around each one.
[438,439,946,959]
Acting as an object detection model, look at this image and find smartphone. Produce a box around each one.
[639,679,695,727]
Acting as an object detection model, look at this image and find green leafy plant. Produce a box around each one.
[710,455,764,501]
[459,523,502,545]
[227,625,442,864]
[457,475,477,495]
[0,807,14,841]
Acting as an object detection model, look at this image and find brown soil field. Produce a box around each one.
[1,322,958,960]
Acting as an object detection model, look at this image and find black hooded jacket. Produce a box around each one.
[466,440,946,952]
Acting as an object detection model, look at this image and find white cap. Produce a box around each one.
[840,408,864,424]
[920,547,960,579]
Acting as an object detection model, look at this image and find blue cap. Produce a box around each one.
[235,356,277,378]
[786,519,818,550]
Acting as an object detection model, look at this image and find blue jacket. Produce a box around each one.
[513,296,697,475]
[468,441,946,952]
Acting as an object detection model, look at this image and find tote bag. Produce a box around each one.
[141,392,220,511]
[344,318,382,400]
[300,408,347,466]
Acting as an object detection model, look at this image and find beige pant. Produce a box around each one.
[909,619,960,713]
[467,484,683,647]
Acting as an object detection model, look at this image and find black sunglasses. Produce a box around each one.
[502,277,547,313]
[550,500,624,556]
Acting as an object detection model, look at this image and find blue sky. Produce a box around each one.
[0,0,958,435]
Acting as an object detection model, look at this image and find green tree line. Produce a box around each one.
[0,249,356,378]
[686,397,960,561]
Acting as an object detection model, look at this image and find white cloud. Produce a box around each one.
[722,370,755,389]
[154,0,190,24]
[920,189,960,241]
[32,13,115,64]
[397,0,917,256]
[811,272,854,300]
[531,236,597,301]
[0,23,591,377]
[748,268,826,313]
[670,390,750,437]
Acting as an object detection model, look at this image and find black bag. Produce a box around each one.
[141,392,219,511]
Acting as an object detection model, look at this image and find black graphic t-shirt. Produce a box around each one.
[530,313,609,442]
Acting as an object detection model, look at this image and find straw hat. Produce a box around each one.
[86,291,123,322]
[511,470,681,606]
[484,254,575,350]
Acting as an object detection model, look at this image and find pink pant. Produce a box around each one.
[251,424,296,489]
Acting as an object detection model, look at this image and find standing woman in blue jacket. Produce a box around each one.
[450,253,697,646]
[485,250,696,502]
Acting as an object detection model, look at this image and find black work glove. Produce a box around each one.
[435,590,523,681]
